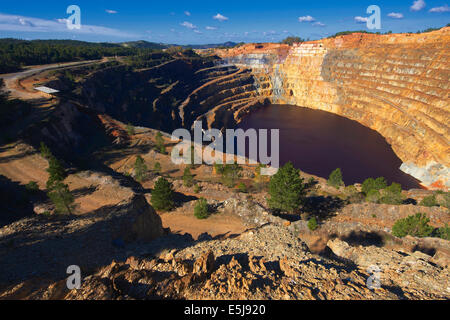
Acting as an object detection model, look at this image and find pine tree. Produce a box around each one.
[151,177,175,211]
[327,168,344,188]
[155,131,165,154]
[268,162,306,213]
[44,153,73,215]
[392,213,434,238]
[47,180,75,215]
[362,177,387,195]
[40,142,52,160]
[46,156,67,190]
[134,155,147,182]
[183,167,194,187]
[194,198,209,219]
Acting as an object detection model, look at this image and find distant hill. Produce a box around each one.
[120,41,169,50]
[0,38,153,74]
[120,40,240,50]
[185,42,240,49]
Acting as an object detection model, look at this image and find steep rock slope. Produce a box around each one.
[216,29,449,189]
[70,57,266,133]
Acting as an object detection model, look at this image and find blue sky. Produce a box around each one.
[0,0,448,44]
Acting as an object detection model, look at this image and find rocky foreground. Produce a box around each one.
[4,223,448,300]
[1,193,449,300]
[0,142,449,300]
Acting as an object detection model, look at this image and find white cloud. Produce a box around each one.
[193,29,203,34]
[411,0,426,11]
[213,13,229,21]
[298,15,315,22]
[19,18,35,27]
[184,11,191,16]
[205,26,217,30]
[0,13,137,38]
[313,21,326,27]
[388,12,404,19]
[429,4,450,12]
[105,10,118,14]
[354,16,369,23]
[180,21,196,29]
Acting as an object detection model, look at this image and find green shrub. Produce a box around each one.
[221,163,242,188]
[237,182,247,193]
[307,217,318,231]
[39,142,52,160]
[151,177,175,211]
[25,181,39,193]
[183,167,194,187]
[134,156,148,182]
[214,163,224,175]
[327,168,344,188]
[268,162,306,213]
[392,213,434,238]
[126,123,135,136]
[193,184,201,194]
[343,185,364,203]
[46,156,66,189]
[344,185,357,196]
[362,177,387,195]
[436,224,450,241]
[155,132,166,154]
[366,189,381,203]
[47,180,75,215]
[44,152,73,215]
[281,36,305,45]
[153,162,161,174]
[420,195,438,207]
[379,183,403,205]
[441,193,450,209]
[194,198,209,219]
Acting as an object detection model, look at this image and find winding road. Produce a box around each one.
[0,59,104,100]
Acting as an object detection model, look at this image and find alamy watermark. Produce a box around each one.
[367,5,381,30]
[66,265,81,290]
[171,121,279,176]
[66,5,81,30]
[366,265,382,290]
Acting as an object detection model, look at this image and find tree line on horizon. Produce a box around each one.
[280,23,450,45]
[0,39,162,74]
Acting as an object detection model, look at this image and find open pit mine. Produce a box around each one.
[0,26,449,302]
[213,28,449,190]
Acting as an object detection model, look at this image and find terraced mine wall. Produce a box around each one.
[27,55,268,162]
[216,29,449,190]
[71,58,267,133]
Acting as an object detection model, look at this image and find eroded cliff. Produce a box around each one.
[216,28,449,189]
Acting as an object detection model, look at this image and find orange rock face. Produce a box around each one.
[215,29,449,189]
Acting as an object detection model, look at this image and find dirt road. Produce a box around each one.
[0,59,103,100]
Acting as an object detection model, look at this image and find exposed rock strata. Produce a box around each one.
[216,29,450,189]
